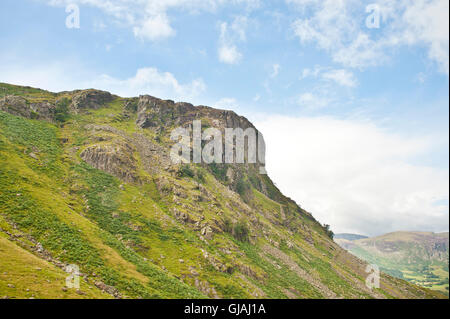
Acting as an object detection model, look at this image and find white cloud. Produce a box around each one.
[45,0,259,42]
[218,43,242,65]
[0,60,205,102]
[270,63,280,78]
[90,67,206,100]
[255,114,449,236]
[299,66,358,87]
[299,66,322,80]
[217,17,249,64]
[321,69,358,88]
[297,92,331,109]
[132,13,175,41]
[398,0,449,74]
[289,0,449,74]
[230,15,249,41]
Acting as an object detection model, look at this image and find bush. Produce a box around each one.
[236,178,251,197]
[178,165,195,178]
[209,163,227,182]
[55,97,71,123]
[195,169,206,184]
[233,218,250,243]
[235,177,253,203]
[223,217,233,234]
[248,173,261,190]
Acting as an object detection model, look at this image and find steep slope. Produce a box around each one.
[0,82,445,299]
[335,232,449,294]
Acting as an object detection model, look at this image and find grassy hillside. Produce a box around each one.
[0,83,446,299]
[336,232,449,295]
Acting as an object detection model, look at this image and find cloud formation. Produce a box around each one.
[255,114,449,236]
[270,64,280,78]
[321,69,358,88]
[300,66,358,88]
[289,0,449,74]
[91,67,206,99]
[46,0,259,41]
[217,16,249,64]
[296,92,331,109]
[0,60,205,102]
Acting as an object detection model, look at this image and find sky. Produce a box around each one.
[0,0,448,236]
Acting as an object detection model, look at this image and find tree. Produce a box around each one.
[323,224,334,240]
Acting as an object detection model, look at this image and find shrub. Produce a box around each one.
[233,218,250,243]
[178,165,195,178]
[236,179,250,197]
[209,163,227,182]
[195,168,206,184]
[223,217,233,234]
[55,97,71,123]
[235,177,253,203]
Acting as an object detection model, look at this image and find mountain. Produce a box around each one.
[335,231,449,294]
[0,82,445,299]
[334,233,368,241]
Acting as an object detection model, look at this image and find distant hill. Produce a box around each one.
[335,231,449,294]
[334,233,368,241]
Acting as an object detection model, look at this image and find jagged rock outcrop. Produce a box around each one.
[136,95,196,128]
[1,89,113,121]
[80,142,138,183]
[0,95,56,121]
[70,90,113,112]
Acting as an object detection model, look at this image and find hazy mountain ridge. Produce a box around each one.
[0,82,445,299]
[334,234,368,241]
[335,232,449,294]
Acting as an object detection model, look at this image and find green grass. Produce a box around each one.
[0,237,111,299]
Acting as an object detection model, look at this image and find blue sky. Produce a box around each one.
[0,0,448,236]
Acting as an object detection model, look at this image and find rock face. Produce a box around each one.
[135,94,254,131]
[80,142,138,183]
[136,95,196,128]
[0,96,29,117]
[70,90,113,112]
[82,123,168,176]
[0,95,56,121]
[0,89,113,121]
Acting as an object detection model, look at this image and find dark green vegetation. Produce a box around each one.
[335,232,449,295]
[0,83,446,299]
